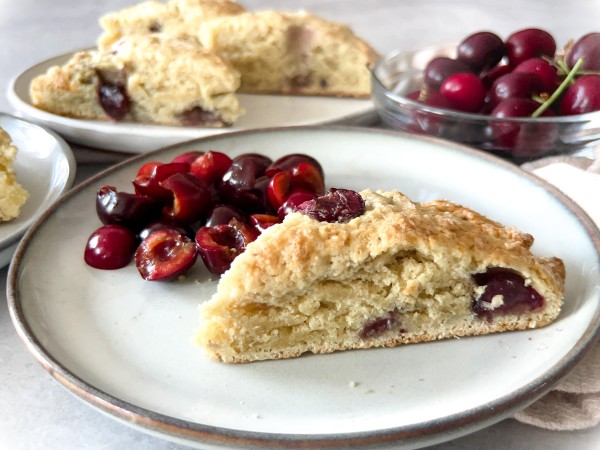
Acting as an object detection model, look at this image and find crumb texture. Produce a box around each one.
[0,128,28,222]
[196,190,565,363]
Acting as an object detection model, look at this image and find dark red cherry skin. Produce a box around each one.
[423,57,472,90]
[440,73,486,112]
[249,214,280,234]
[135,229,198,281]
[505,28,556,67]
[407,90,451,109]
[491,98,545,148]
[84,224,137,270]
[297,188,365,223]
[195,219,259,275]
[291,162,326,195]
[220,154,272,212]
[133,161,190,201]
[472,267,544,322]
[481,64,512,89]
[138,220,195,241]
[96,185,162,232]
[171,151,204,165]
[265,154,324,178]
[278,190,319,220]
[457,31,505,73]
[566,32,600,71]
[559,75,600,115]
[205,204,245,227]
[160,172,212,223]
[489,72,542,106]
[190,151,233,186]
[97,81,130,120]
[513,58,558,93]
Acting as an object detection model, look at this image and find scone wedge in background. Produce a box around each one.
[97,0,246,50]
[197,10,379,97]
[0,128,29,222]
[30,35,244,127]
[196,190,565,363]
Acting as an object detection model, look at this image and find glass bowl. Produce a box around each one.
[371,45,600,162]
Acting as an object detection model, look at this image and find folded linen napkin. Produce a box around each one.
[514,149,600,430]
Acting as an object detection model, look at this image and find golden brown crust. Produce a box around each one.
[0,128,29,221]
[196,190,565,363]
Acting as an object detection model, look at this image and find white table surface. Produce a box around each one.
[2,0,600,449]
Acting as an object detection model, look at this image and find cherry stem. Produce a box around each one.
[531,57,585,118]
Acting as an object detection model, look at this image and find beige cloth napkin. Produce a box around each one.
[513,149,600,430]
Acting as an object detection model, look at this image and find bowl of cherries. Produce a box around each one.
[371,29,600,161]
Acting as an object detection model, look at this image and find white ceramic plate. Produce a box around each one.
[0,113,75,268]
[8,127,600,449]
[7,51,378,154]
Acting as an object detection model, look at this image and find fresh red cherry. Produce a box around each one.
[96,185,162,231]
[505,28,556,67]
[160,172,212,223]
[171,151,204,165]
[423,57,472,90]
[265,154,324,178]
[291,162,325,195]
[440,73,486,112]
[205,204,245,227]
[488,72,542,106]
[84,224,137,270]
[267,170,292,210]
[457,31,505,73]
[513,58,558,93]
[559,75,600,115]
[190,151,233,185]
[407,90,451,109]
[135,229,198,281]
[195,219,259,275]
[566,33,600,71]
[249,214,281,234]
[133,161,190,201]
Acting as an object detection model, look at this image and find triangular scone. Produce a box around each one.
[30,35,243,126]
[97,0,246,50]
[0,128,28,221]
[196,190,565,363]
[197,11,379,97]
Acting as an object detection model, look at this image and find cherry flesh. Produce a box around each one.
[135,229,198,281]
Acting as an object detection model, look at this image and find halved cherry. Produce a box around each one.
[195,219,259,275]
[135,229,198,281]
[205,204,245,227]
[249,214,280,234]
[133,161,190,201]
[267,170,292,210]
[265,154,324,177]
[160,172,212,223]
[96,185,162,231]
[190,151,233,185]
[278,189,319,219]
[291,162,325,195]
[171,150,204,165]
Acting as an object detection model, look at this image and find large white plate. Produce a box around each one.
[8,127,600,449]
[0,113,75,268]
[7,51,378,154]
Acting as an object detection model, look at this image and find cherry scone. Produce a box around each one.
[196,189,565,363]
[29,34,243,127]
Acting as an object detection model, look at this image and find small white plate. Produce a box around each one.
[8,127,600,449]
[7,51,378,154]
[0,113,75,268]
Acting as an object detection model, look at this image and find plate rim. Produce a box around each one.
[7,125,600,449]
[0,112,76,254]
[7,50,379,154]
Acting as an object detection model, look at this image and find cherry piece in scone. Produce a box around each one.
[297,188,365,223]
[278,189,319,219]
[96,185,162,232]
[97,77,130,120]
[84,224,137,270]
[135,229,198,281]
[472,267,545,322]
[160,172,212,223]
[195,219,259,275]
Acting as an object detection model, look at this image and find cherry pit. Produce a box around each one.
[84,151,364,281]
